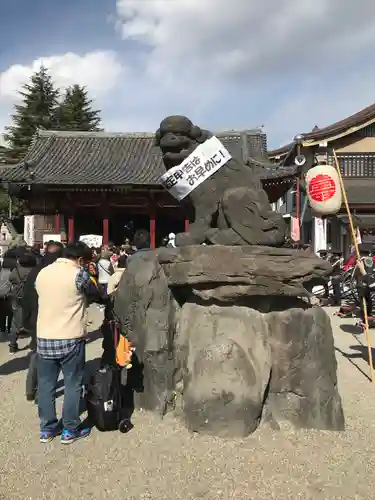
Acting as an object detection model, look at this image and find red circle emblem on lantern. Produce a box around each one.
[308,174,336,202]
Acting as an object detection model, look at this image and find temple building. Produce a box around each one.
[1,128,297,247]
[268,103,375,254]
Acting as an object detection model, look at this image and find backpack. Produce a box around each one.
[0,268,12,298]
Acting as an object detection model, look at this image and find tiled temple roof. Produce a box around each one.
[269,102,375,158]
[1,129,297,186]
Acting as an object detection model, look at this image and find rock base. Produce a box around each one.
[113,245,344,438]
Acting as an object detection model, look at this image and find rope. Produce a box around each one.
[332,149,374,384]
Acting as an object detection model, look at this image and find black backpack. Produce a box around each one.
[86,365,132,433]
[0,268,11,298]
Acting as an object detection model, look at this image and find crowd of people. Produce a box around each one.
[4,222,372,445]
[318,244,374,323]
[0,228,150,445]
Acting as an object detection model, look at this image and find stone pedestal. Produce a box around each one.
[114,245,344,438]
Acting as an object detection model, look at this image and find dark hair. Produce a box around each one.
[18,252,37,268]
[46,241,63,253]
[82,245,93,262]
[117,255,128,268]
[132,229,150,250]
[32,243,41,252]
[63,241,90,261]
[2,248,19,270]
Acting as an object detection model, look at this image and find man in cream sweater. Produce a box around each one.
[35,242,99,444]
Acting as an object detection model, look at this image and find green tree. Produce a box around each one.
[0,187,24,218]
[4,66,60,159]
[56,84,101,131]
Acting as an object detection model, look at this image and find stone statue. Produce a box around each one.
[112,116,344,440]
[155,115,286,247]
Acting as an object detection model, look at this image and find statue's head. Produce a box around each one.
[155,115,211,170]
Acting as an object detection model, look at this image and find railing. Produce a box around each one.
[359,124,375,137]
[328,153,375,177]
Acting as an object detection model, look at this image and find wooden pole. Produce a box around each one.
[332,149,375,384]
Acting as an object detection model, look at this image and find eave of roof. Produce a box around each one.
[268,143,295,159]
[268,102,375,157]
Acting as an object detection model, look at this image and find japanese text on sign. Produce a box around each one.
[159,136,232,201]
[79,234,103,248]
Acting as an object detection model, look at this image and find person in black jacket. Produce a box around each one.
[8,251,37,353]
[23,242,63,401]
[0,253,17,342]
[354,249,374,323]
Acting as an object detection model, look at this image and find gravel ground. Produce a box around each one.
[1,305,375,500]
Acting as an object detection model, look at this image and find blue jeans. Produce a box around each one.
[37,341,85,432]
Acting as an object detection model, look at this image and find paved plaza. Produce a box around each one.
[1,306,375,500]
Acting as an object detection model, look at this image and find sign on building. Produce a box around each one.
[24,215,35,246]
[290,216,300,242]
[42,233,61,245]
[79,234,103,248]
[313,217,327,254]
[159,136,232,201]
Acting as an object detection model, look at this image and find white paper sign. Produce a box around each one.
[290,216,300,242]
[313,217,327,254]
[43,233,61,244]
[79,234,103,248]
[356,227,362,245]
[24,215,35,246]
[159,136,232,200]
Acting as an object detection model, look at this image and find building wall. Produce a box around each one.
[270,124,375,253]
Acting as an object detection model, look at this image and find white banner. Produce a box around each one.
[24,215,35,246]
[290,216,300,242]
[313,217,327,254]
[159,136,232,200]
[356,227,362,244]
[43,233,62,244]
[79,234,103,248]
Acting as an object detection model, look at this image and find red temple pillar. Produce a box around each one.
[103,218,109,246]
[150,214,156,249]
[68,215,75,243]
[54,213,61,235]
[184,217,189,232]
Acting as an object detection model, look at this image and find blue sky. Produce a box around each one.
[1,0,375,148]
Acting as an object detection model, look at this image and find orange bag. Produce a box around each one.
[115,336,133,368]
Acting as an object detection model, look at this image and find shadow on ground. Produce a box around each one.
[0,351,32,376]
[86,329,102,345]
[335,344,375,383]
[340,323,362,335]
[347,344,375,367]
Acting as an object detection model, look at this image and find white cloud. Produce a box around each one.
[116,0,375,82]
[113,0,375,145]
[2,1,375,148]
[0,51,123,100]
